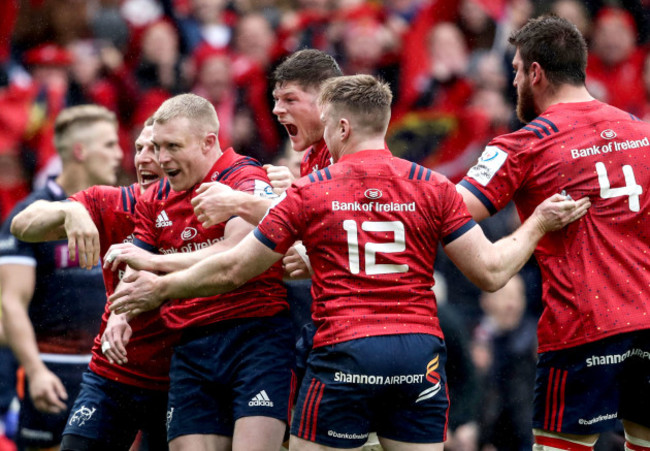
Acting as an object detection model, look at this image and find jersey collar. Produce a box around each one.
[338,147,392,163]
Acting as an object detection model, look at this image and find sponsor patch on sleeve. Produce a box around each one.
[466,146,508,186]
[254,180,278,199]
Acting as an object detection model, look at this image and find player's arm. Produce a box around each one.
[444,194,590,292]
[456,184,491,221]
[10,200,100,269]
[105,216,254,273]
[109,232,282,316]
[0,264,67,413]
[191,182,272,227]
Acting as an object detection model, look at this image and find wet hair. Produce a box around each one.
[508,15,588,86]
[273,49,343,91]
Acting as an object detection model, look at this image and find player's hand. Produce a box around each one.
[283,242,313,279]
[109,270,164,317]
[100,312,132,365]
[532,193,591,233]
[192,182,238,228]
[264,164,295,195]
[64,203,100,269]
[28,367,68,414]
[103,243,156,272]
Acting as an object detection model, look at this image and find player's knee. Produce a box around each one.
[533,429,598,451]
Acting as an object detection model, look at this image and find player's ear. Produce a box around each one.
[71,142,85,162]
[340,118,350,141]
[203,133,218,154]
[529,62,543,85]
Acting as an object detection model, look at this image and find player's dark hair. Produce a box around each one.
[273,49,342,91]
[508,15,587,86]
[319,74,392,134]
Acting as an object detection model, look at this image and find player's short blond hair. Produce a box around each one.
[318,74,392,135]
[54,104,117,157]
[153,93,219,136]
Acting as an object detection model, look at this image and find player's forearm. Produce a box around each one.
[234,193,273,226]
[157,251,242,299]
[1,303,47,378]
[152,228,251,273]
[481,216,544,291]
[10,200,69,242]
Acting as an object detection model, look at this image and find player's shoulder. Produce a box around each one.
[217,155,266,184]
[145,178,172,202]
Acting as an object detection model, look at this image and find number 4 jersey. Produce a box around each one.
[459,100,650,353]
[255,148,476,348]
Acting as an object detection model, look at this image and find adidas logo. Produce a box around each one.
[248,390,274,407]
[156,210,172,228]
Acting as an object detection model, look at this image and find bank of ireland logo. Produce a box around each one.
[68,405,96,427]
[415,355,442,403]
[600,129,616,140]
[181,227,198,241]
[210,171,220,181]
[364,188,382,200]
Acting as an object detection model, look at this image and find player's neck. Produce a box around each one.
[55,167,95,196]
[334,137,385,162]
[538,84,594,113]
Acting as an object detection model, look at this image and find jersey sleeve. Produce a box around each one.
[437,179,477,245]
[0,201,36,264]
[69,186,102,226]
[458,136,525,215]
[254,187,304,255]
[228,165,277,200]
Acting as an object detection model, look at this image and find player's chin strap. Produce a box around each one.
[533,429,597,451]
[625,432,650,451]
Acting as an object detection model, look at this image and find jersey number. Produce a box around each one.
[343,220,408,275]
[595,162,642,212]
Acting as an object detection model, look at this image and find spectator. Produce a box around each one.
[586,7,645,116]
[474,275,537,451]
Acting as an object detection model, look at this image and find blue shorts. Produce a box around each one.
[17,358,88,448]
[291,334,449,448]
[166,314,295,441]
[62,370,168,450]
[534,329,650,434]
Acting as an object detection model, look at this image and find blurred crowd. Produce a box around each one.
[0,0,648,449]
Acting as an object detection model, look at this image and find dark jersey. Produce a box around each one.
[0,179,105,354]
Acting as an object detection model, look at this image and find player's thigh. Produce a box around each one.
[532,333,639,436]
[371,334,449,445]
[169,433,232,451]
[230,314,295,425]
[63,370,168,450]
[620,329,650,430]
[233,416,286,451]
[379,437,444,451]
[289,434,363,451]
[291,334,448,449]
[18,360,88,449]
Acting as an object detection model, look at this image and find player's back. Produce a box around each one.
[473,100,650,351]
[292,149,473,347]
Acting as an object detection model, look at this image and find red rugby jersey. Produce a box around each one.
[256,148,475,348]
[71,184,179,390]
[133,148,287,329]
[300,138,332,177]
[460,100,650,352]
